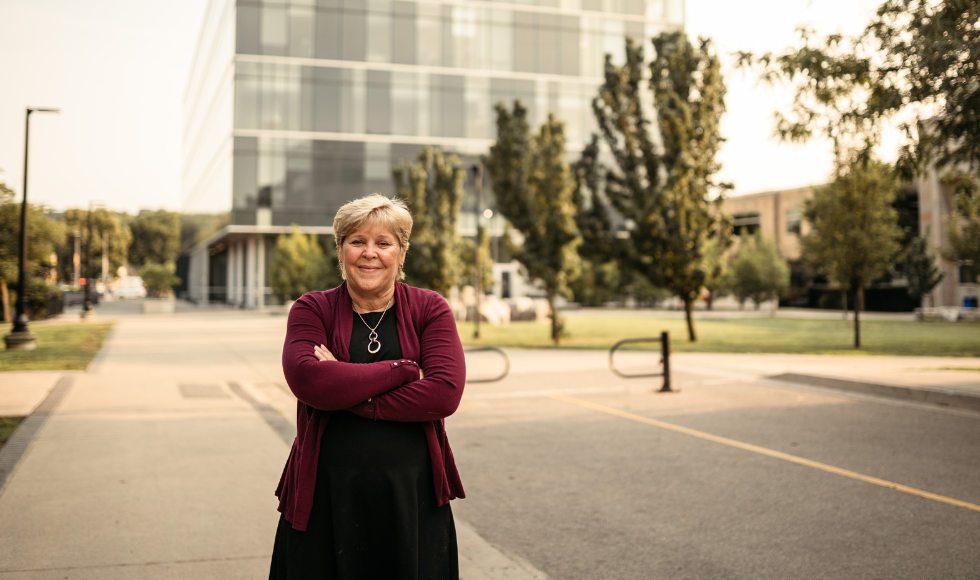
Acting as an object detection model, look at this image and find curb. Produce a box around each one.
[0,374,75,496]
[769,373,980,413]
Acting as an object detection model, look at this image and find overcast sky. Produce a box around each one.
[0,0,887,215]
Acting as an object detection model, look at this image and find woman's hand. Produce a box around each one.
[313,344,337,362]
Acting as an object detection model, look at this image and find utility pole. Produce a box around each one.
[4,106,59,351]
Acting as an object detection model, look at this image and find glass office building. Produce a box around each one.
[184,0,684,306]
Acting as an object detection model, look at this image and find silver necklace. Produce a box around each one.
[352,297,392,354]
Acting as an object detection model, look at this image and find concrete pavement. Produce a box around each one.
[2,311,978,578]
[0,313,545,580]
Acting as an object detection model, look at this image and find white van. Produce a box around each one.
[112,276,147,299]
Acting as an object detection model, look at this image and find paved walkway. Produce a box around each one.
[1,312,977,579]
[0,314,545,580]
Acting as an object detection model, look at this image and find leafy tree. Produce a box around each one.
[701,236,732,309]
[180,212,229,252]
[737,0,980,177]
[458,224,494,294]
[903,231,944,306]
[129,210,181,269]
[578,33,732,341]
[393,147,467,297]
[729,232,790,310]
[61,208,131,281]
[940,172,980,286]
[571,136,631,307]
[140,261,181,298]
[485,103,580,345]
[0,182,64,322]
[801,153,904,348]
[569,259,624,307]
[269,225,336,301]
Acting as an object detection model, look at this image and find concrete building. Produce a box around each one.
[183,0,686,307]
[720,187,814,260]
[917,168,979,308]
[724,180,979,311]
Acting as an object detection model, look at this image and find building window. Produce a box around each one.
[959,264,977,284]
[366,70,391,134]
[786,207,802,235]
[733,213,760,236]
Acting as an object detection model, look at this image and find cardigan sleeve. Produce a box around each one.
[282,294,420,411]
[346,292,465,421]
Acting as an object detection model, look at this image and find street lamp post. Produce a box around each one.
[471,164,484,339]
[4,107,60,351]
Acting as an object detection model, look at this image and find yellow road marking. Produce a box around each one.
[548,394,980,514]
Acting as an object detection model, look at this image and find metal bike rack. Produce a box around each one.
[608,331,672,392]
[463,346,511,383]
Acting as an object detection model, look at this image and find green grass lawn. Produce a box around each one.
[0,416,26,452]
[0,322,114,371]
[458,316,980,357]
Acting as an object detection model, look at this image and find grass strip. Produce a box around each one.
[0,416,26,452]
[458,316,980,357]
[0,322,114,371]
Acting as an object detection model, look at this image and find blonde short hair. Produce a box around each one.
[333,194,413,280]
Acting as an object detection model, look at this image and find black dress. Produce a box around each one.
[270,305,459,580]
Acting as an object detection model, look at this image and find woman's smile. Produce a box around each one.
[340,223,406,308]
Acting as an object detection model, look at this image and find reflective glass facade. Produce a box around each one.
[183,0,684,224]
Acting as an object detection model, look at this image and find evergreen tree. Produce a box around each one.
[903,232,944,306]
[485,103,580,345]
[579,33,732,341]
[393,147,467,297]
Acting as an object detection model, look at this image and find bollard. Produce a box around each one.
[659,330,671,392]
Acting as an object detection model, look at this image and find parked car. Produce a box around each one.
[112,276,147,299]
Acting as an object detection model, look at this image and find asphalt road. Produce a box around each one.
[448,361,980,580]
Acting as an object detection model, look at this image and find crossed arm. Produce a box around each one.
[283,295,466,421]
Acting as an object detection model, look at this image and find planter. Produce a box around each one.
[143,297,176,314]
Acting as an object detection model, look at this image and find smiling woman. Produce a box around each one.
[333,195,411,313]
[270,194,466,580]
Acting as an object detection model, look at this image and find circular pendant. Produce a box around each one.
[367,330,381,354]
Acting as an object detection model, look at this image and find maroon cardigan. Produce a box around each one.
[275,281,466,531]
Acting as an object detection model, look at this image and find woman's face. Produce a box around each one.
[339,223,405,300]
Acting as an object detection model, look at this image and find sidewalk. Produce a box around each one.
[0,314,545,580]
